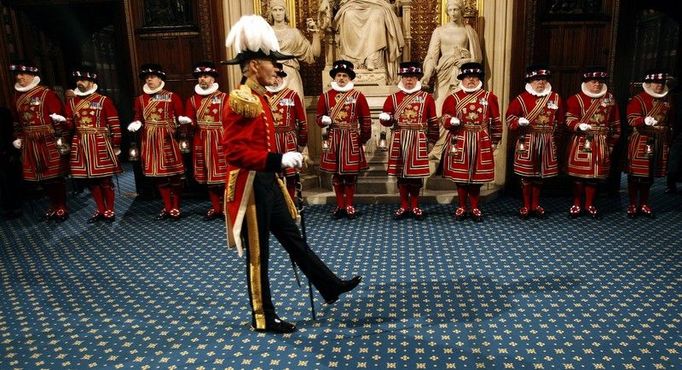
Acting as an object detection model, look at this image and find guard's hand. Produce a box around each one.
[450,117,461,127]
[378,112,391,122]
[127,120,142,132]
[321,115,332,126]
[49,113,66,122]
[644,116,658,126]
[518,117,530,127]
[578,123,592,132]
[114,148,121,156]
[177,115,192,125]
[281,151,303,169]
[12,138,22,149]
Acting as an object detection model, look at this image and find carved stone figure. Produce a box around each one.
[324,0,405,84]
[421,0,482,115]
[268,0,322,99]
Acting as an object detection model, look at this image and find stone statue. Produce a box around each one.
[323,0,405,84]
[421,0,482,115]
[267,0,322,99]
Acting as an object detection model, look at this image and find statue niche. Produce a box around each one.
[319,0,409,86]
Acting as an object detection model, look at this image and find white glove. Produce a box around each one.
[114,148,121,156]
[578,123,592,132]
[321,115,332,126]
[518,117,530,126]
[12,138,22,149]
[378,112,391,122]
[281,151,303,168]
[177,115,192,125]
[450,117,461,127]
[49,113,66,122]
[127,120,142,132]
[644,116,658,126]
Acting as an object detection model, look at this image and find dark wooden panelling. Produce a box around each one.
[125,0,225,100]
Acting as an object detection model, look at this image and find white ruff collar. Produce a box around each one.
[398,81,422,94]
[143,80,165,94]
[75,84,98,97]
[525,82,552,97]
[266,80,287,93]
[643,82,669,98]
[195,82,219,96]
[15,76,40,92]
[459,80,482,93]
[331,81,354,92]
[581,82,607,98]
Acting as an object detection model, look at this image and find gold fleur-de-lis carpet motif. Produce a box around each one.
[0,166,680,369]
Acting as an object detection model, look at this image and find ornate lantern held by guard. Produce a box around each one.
[321,127,330,152]
[645,138,654,158]
[378,131,388,151]
[128,142,139,161]
[178,138,191,154]
[583,134,593,153]
[55,137,70,155]
[516,134,527,155]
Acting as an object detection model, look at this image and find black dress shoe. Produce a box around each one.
[157,209,169,220]
[325,276,362,305]
[54,209,69,223]
[252,317,297,334]
[87,213,104,224]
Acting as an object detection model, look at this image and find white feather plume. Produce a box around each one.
[225,15,280,55]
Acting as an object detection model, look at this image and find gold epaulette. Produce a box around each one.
[229,85,262,118]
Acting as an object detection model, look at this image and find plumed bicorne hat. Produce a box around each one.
[274,62,287,78]
[192,61,219,78]
[582,66,608,82]
[221,15,294,65]
[398,61,423,77]
[72,65,98,81]
[525,64,551,82]
[329,59,356,80]
[139,63,166,81]
[457,62,484,80]
[9,60,39,76]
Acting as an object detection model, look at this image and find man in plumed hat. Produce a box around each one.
[505,64,564,219]
[222,15,361,334]
[266,62,308,201]
[440,62,502,222]
[127,63,191,220]
[66,65,122,223]
[378,61,438,220]
[316,59,371,219]
[9,60,69,222]
[184,61,228,221]
[565,66,621,219]
[624,69,674,218]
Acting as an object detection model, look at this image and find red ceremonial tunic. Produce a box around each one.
[380,90,438,178]
[66,92,122,178]
[268,87,308,177]
[506,90,563,178]
[186,91,228,184]
[133,89,185,177]
[222,80,283,256]
[12,86,67,181]
[625,91,673,178]
[316,88,371,174]
[565,90,621,179]
[441,88,502,183]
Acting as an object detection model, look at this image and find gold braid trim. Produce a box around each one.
[229,85,262,118]
[277,177,298,220]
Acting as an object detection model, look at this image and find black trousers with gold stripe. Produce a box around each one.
[245,172,344,328]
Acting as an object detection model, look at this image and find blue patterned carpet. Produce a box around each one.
[1,167,681,369]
